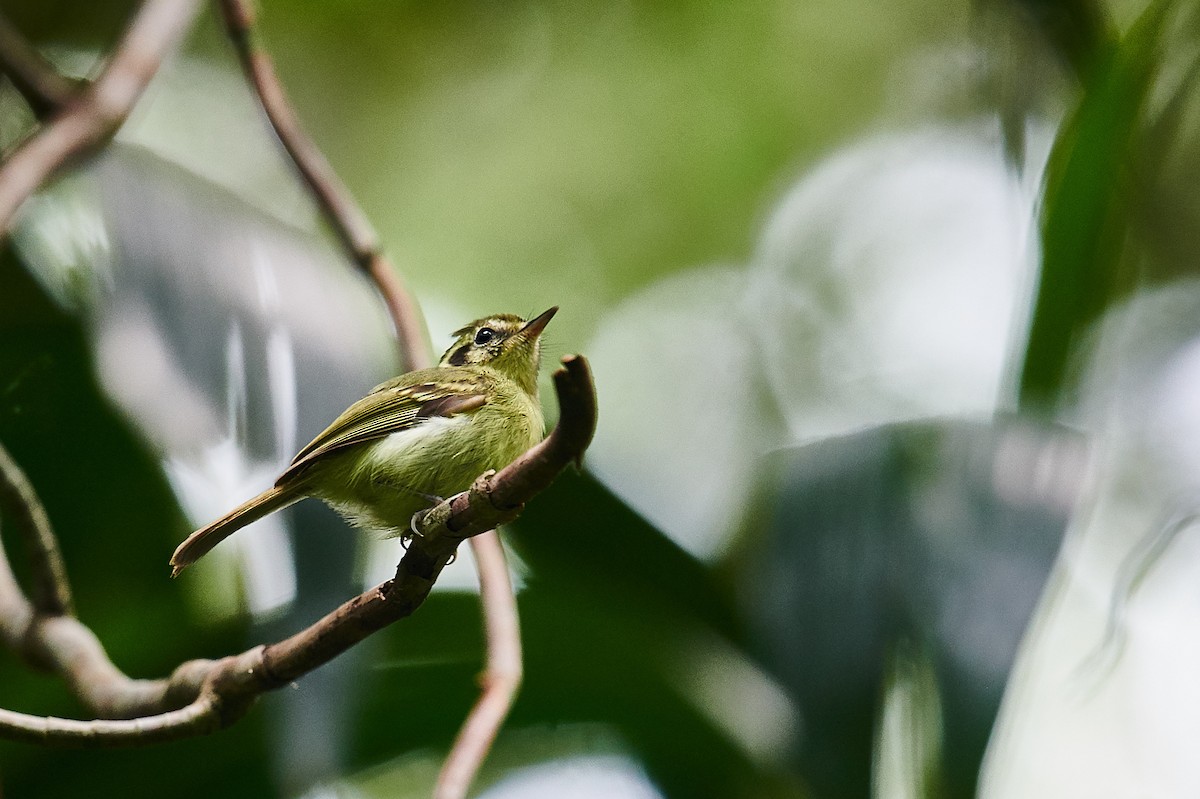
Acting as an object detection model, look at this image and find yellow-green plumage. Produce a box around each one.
[170,308,555,576]
[299,366,542,536]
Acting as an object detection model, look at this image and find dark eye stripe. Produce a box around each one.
[447,344,470,366]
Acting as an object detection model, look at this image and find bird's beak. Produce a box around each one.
[519,306,558,339]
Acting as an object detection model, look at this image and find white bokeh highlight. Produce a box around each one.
[478,754,663,799]
[588,120,1046,560]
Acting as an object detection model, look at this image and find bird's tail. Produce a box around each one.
[170,485,300,577]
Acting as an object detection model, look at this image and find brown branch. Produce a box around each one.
[0,518,34,651]
[435,531,523,799]
[0,355,596,746]
[0,443,72,615]
[216,0,427,371]
[0,0,202,235]
[0,0,202,725]
[0,12,79,119]
[0,694,219,746]
[0,444,213,719]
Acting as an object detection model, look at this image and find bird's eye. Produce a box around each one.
[474,328,496,345]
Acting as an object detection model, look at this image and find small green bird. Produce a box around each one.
[170,307,557,576]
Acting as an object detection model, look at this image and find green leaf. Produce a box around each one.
[1018,0,1173,408]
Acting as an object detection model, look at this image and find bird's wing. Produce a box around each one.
[277,377,487,485]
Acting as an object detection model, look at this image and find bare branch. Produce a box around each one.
[217,0,427,371]
[0,0,204,734]
[0,0,202,234]
[22,616,212,719]
[0,356,595,747]
[0,12,78,119]
[0,442,72,615]
[435,531,523,799]
[0,441,213,719]
[0,518,34,650]
[0,694,219,746]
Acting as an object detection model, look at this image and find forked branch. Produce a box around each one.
[217,0,427,372]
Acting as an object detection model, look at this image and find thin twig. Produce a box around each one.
[217,0,427,371]
[0,356,596,746]
[0,442,72,615]
[0,520,34,649]
[0,12,78,119]
[435,531,523,799]
[0,0,202,234]
[0,694,219,746]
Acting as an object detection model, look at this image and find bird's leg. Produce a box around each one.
[371,473,444,506]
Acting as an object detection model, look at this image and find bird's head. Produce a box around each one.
[438,307,557,395]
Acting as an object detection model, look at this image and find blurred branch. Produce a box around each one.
[0,356,595,746]
[217,0,427,371]
[217,3,530,794]
[0,694,219,745]
[0,0,201,234]
[435,532,523,799]
[0,442,72,615]
[0,12,79,119]
[0,439,214,722]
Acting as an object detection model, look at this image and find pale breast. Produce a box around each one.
[317,395,542,534]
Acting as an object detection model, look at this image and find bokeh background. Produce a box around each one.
[2,0,1200,796]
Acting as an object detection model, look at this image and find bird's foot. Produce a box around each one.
[400,495,447,549]
[400,509,427,550]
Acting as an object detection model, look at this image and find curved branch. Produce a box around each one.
[0,0,201,234]
[435,531,523,799]
[0,446,212,719]
[0,516,34,648]
[0,0,591,769]
[0,442,72,615]
[0,1,204,727]
[0,355,596,747]
[0,693,218,746]
[217,0,427,371]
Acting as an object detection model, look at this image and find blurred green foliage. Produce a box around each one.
[225,0,971,340]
